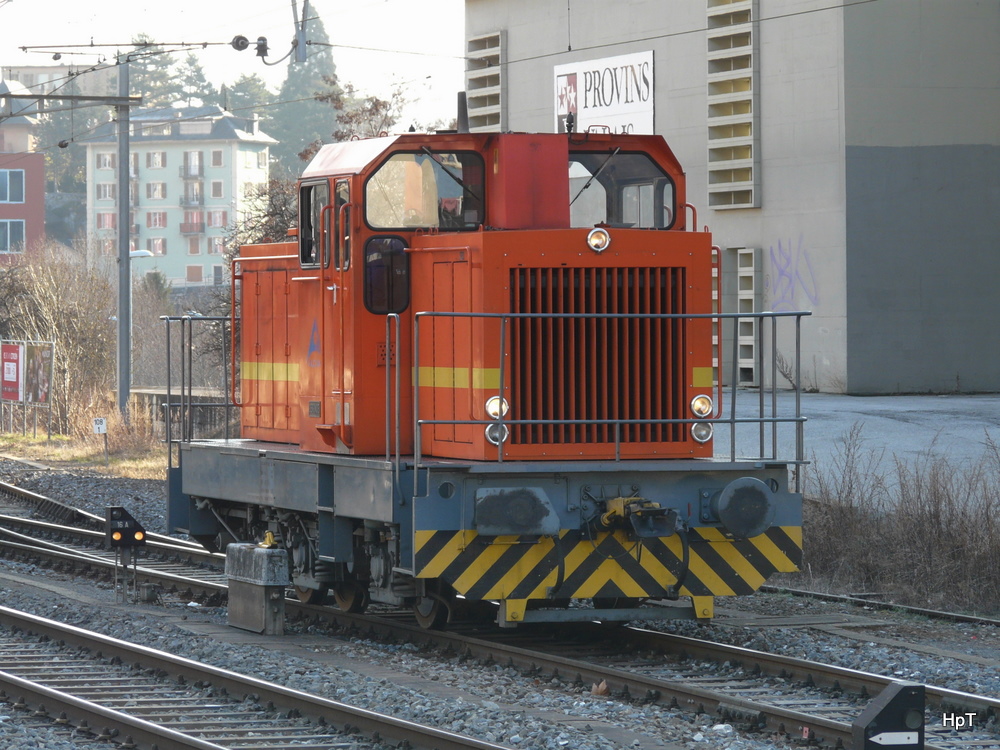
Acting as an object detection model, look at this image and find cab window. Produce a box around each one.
[365,150,484,230]
[364,236,409,314]
[569,151,675,229]
[334,179,350,270]
[299,181,330,266]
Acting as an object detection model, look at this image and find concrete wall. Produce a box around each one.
[466,0,999,394]
[843,0,1000,393]
[719,1,848,392]
[466,0,852,391]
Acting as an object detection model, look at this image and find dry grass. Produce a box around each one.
[0,394,166,480]
[800,424,1000,614]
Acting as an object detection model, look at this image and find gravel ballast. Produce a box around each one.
[2,460,999,749]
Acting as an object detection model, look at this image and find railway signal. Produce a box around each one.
[106,505,146,548]
[106,505,146,603]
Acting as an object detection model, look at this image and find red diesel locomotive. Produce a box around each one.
[168,129,806,627]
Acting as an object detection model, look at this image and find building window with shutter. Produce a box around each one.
[207,210,228,228]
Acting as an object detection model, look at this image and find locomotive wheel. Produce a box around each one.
[332,582,370,614]
[413,594,450,629]
[294,585,329,605]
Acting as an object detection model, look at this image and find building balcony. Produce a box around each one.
[180,222,206,234]
[179,165,204,178]
[179,195,204,207]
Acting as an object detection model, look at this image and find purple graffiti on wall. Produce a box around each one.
[765,236,819,311]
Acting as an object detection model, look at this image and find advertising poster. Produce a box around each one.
[554,50,654,135]
[1,343,23,403]
[24,343,53,406]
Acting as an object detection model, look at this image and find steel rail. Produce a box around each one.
[0,532,229,601]
[618,626,1000,717]
[763,584,1000,628]
[0,605,509,750]
[0,669,228,750]
[0,477,204,550]
[0,512,223,564]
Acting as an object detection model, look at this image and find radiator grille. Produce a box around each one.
[509,267,686,445]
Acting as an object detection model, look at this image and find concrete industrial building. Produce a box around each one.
[463,0,999,394]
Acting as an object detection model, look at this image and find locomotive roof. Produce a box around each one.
[301,136,402,179]
[300,132,687,182]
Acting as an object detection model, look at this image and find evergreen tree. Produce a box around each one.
[268,12,341,176]
[33,73,95,193]
[125,35,177,108]
[223,73,276,129]
[176,53,218,107]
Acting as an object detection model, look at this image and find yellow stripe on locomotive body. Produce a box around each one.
[413,525,802,604]
[241,362,301,382]
[413,366,502,390]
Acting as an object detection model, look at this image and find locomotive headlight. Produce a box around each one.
[690,394,714,417]
[485,396,509,419]
[485,423,510,446]
[586,227,611,253]
[691,422,714,443]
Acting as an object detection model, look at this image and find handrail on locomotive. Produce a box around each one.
[164,307,811,484]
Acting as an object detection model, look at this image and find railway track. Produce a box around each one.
[3,470,1000,749]
[291,610,1000,750]
[761,584,1000,629]
[0,513,229,604]
[0,604,510,750]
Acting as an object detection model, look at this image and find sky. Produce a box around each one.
[0,0,466,127]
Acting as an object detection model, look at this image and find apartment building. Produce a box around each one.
[85,105,274,287]
[1,63,116,98]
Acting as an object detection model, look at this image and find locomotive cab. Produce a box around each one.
[170,130,807,628]
[239,131,716,463]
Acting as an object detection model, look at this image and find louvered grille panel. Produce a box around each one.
[509,267,686,445]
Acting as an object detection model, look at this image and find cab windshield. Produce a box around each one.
[365,150,485,230]
[569,151,675,229]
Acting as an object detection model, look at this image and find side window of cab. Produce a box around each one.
[299,180,330,267]
[333,179,351,270]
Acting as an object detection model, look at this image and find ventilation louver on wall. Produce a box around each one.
[466,31,506,133]
[707,0,760,209]
[721,247,761,386]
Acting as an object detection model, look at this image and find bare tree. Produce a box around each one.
[0,244,116,433]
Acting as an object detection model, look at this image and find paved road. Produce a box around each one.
[715,390,1000,482]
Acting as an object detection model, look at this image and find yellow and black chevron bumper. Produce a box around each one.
[415,526,802,623]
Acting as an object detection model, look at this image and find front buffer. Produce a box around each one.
[414,460,802,627]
